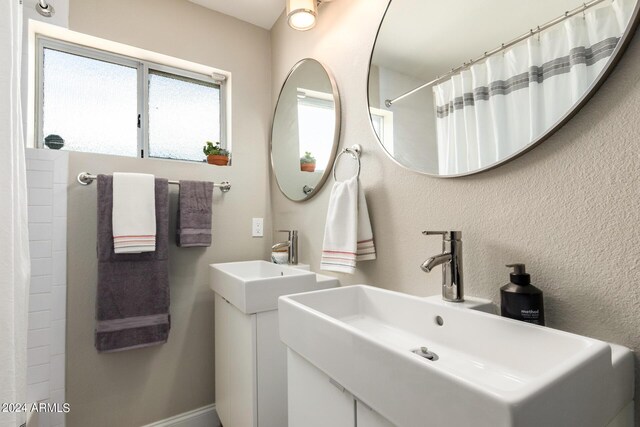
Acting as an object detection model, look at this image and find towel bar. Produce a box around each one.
[76,172,231,193]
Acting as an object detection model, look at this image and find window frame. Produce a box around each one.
[35,35,228,161]
[369,106,394,155]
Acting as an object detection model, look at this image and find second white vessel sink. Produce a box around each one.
[210,260,337,314]
[279,285,633,427]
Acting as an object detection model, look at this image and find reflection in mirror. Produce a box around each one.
[368,0,639,177]
[272,59,340,201]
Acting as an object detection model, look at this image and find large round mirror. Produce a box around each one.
[368,0,639,177]
[272,59,340,201]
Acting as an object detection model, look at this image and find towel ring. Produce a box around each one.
[333,144,362,181]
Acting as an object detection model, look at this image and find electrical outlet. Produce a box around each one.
[252,218,263,237]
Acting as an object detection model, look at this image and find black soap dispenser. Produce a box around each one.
[500,264,545,326]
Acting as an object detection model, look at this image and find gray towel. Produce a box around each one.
[176,180,213,248]
[96,175,170,352]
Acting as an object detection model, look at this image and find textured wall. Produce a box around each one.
[66,1,272,426]
[270,0,640,421]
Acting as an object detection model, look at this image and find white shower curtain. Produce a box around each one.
[0,1,30,427]
[434,0,635,175]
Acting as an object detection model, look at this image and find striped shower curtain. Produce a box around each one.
[433,0,635,175]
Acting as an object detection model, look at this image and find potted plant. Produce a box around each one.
[203,141,230,166]
[300,151,316,172]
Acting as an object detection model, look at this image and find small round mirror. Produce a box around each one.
[271,59,341,201]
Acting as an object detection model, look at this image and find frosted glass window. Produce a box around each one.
[37,38,228,161]
[297,96,335,171]
[41,48,138,157]
[148,70,221,162]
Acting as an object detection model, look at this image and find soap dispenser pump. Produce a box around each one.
[500,264,545,326]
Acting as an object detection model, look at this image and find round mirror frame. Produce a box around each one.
[367,1,640,178]
[271,58,341,201]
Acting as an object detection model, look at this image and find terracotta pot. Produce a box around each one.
[207,154,229,166]
[300,163,316,172]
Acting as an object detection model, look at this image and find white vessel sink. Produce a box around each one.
[279,285,633,427]
[210,260,337,314]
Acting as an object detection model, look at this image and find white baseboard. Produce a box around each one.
[141,404,220,427]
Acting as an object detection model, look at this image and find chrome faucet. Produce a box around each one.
[421,231,464,302]
[272,230,298,265]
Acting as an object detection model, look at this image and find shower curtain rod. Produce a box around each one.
[384,0,609,107]
[76,172,232,193]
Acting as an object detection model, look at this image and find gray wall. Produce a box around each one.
[270,0,640,422]
[65,1,272,425]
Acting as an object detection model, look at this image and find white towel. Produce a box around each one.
[112,172,156,254]
[321,176,376,274]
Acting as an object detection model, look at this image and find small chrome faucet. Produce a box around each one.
[272,230,298,265]
[421,231,464,302]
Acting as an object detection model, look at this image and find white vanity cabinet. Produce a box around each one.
[214,293,258,427]
[288,349,354,427]
[357,402,395,427]
[215,293,292,427]
[211,261,339,427]
[288,349,395,427]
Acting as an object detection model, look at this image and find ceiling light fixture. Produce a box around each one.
[287,0,320,31]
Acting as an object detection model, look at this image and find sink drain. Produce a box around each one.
[412,346,439,361]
